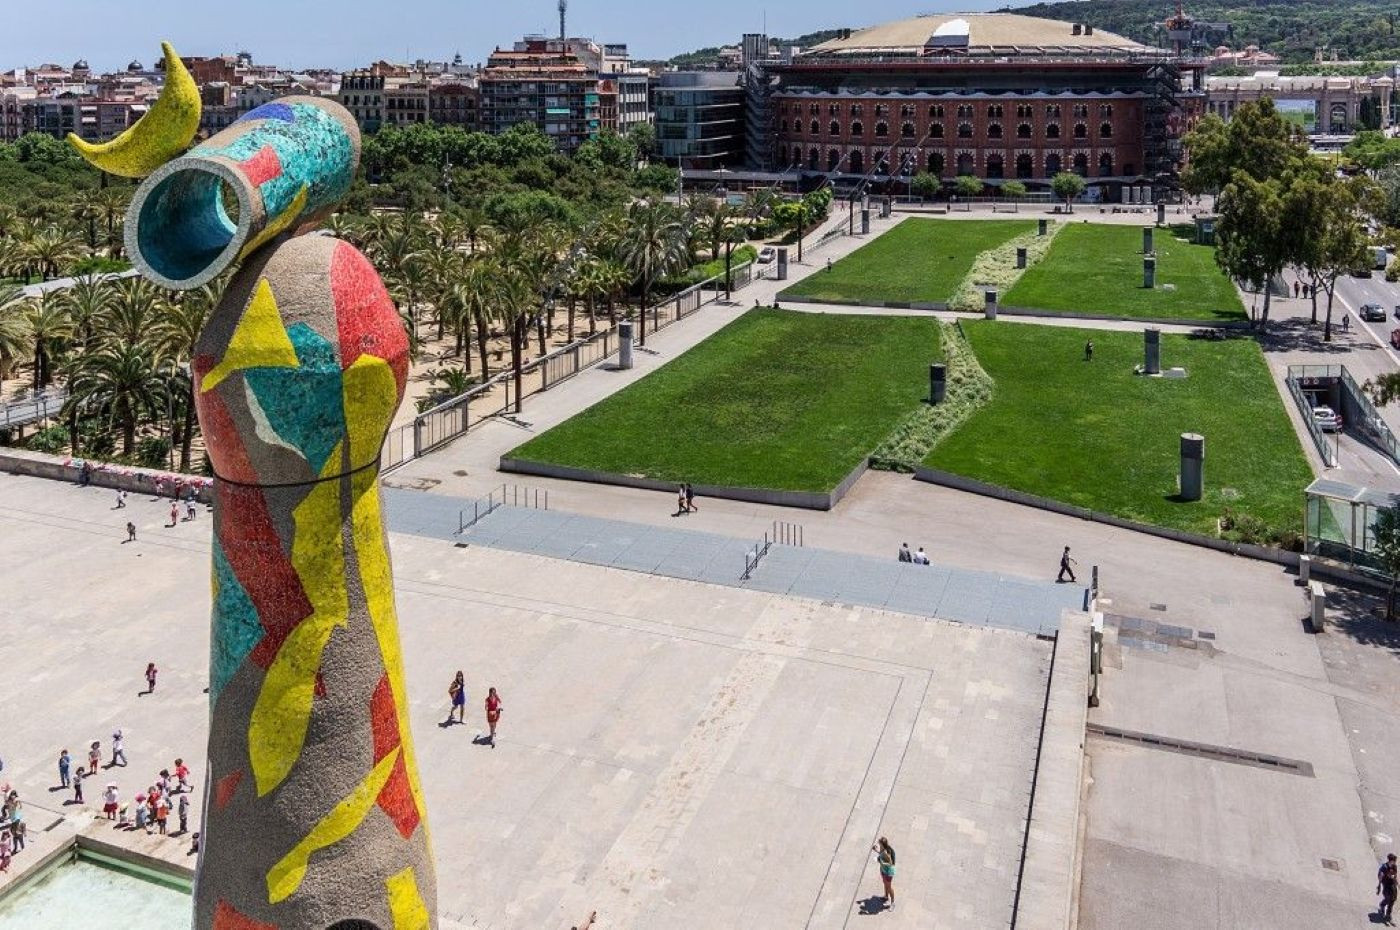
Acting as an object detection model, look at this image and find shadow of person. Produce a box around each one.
[471,734,493,747]
[857,896,889,915]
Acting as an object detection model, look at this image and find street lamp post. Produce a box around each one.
[724,237,733,301]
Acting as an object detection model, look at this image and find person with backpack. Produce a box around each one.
[1379,853,1398,924]
[873,837,897,910]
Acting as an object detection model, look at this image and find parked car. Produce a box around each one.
[1362,303,1387,322]
[1312,405,1343,432]
[757,246,777,264]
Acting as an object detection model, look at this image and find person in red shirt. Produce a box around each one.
[484,687,503,748]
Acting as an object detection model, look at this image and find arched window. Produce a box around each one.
[1045,153,1062,175]
[875,122,889,137]
[1099,103,1113,118]
[811,119,820,135]
[901,121,915,138]
[1017,103,1033,118]
[986,154,1004,179]
[928,152,944,175]
[988,123,1003,140]
[828,149,841,172]
[809,148,819,170]
[900,104,915,118]
[1073,123,1087,140]
[809,103,820,115]
[956,152,975,176]
[1073,153,1089,177]
[850,120,863,136]
[957,104,974,119]
[1016,153,1034,179]
[1046,104,1061,118]
[850,150,864,174]
[930,123,944,139]
[1099,153,1114,176]
[1099,121,1113,138]
[830,120,840,135]
[1017,123,1032,139]
[958,122,973,139]
[850,103,864,117]
[1046,123,1061,139]
[929,104,944,119]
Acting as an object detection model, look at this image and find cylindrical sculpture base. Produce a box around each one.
[930,363,947,404]
[1144,256,1157,290]
[1145,327,1161,375]
[1143,227,1154,255]
[1157,202,1166,226]
[1038,218,1048,236]
[1180,432,1204,501]
[776,248,789,280]
[619,320,634,370]
[861,210,871,235]
[984,289,998,320]
[1016,247,1027,269]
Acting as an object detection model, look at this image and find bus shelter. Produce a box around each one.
[1304,477,1400,572]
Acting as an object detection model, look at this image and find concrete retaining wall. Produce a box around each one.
[913,464,1298,568]
[776,293,949,312]
[0,447,213,503]
[995,305,1251,330]
[500,456,870,511]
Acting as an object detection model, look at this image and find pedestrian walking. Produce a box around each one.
[873,837,897,910]
[676,485,687,515]
[71,768,84,804]
[1293,280,1300,298]
[827,257,833,273]
[110,729,126,767]
[1084,339,1094,361]
[898,542,912,563]
[685,483,697,513]
[914,547,930,565]
[134,792,148,831]
[155,793,169,835]
[87,740,100,776]
[485,687,503,747]
[1344,313,1351,332]
[174,758,190,792]
[447,671,466,725]
[102,784,119,820]
[1380,854,1398,925]
[57,749,70,788]
[125,521,137,543]
[1057,546,1077,583]
[79,461,92,486]
[116,489,127,509]
[168,501,178,527]
[186,499,197,521]
[145,662,157,694]
[177,793,189,834]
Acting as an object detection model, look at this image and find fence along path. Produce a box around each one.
[380,260,761,471]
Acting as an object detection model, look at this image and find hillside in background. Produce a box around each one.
[1007,0,1400,63]
[654,29,847,69]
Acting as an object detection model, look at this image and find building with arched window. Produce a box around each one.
[763,12,1204,197]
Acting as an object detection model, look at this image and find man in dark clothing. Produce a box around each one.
[1379,854,1397,924]
[1057,546,1077,583]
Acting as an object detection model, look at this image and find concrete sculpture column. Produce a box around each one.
[1143,227,1154,255]
[619,319,634,370]
[929,363,947,404]
[776,247,789,280]
[984,289,998,320]
[1144,328,1161,375]
[1180,432,1204,501]
[861,209,871,235]
[77,70,438,929]
[1144,255,1157,290]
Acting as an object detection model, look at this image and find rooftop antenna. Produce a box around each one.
[559,0,567,41]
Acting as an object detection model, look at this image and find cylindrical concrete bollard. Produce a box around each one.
[1144,255,1156,289]
[1157,202,1166,226]
[1038,218,1048,236]
[861,209,871,235]
[776,247,789,281]
[1144,327,1161,375]
[1016,247,1027,269]
[930,363,947,404]
[1143,227,1154,254]
[984,289,998,320]
[1179,432,1204,501]
[881,197,892,218]
[619,320,634,370]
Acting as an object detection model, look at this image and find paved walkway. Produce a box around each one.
[384,491,1084,637]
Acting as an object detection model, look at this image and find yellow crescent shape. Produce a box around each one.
[67,42,201,178]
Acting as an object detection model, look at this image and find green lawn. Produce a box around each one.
[782,218,1033,305]
[509,309,941,492]
[925,323,1312,538]
[1004,223,1246,322]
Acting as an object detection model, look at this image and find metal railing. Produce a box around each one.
[382,262,755,473]
[0,388,67,429]
[771,520,804,547]
[457,482,549,534]
[1285,365,1339,468]
[743,520,806,580]
[742,534,773,580]
[1340,366,1400,467]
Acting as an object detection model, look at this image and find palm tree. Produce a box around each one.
[705,202,735,261]
[94,186,129,246]
[617,199,687,346]
[156,281,221,470]
[55,273,114,350]
[415,243,462,342]
[100,276,167,351]
[455,257,502,378]
[21,293,72,390]
[0,286,31,396]
[459,207,492,254]
[23,226,84,281]
[321,212,365,247]
[573,259,608,336]
[65,341,168,458]
[69,191,104,251]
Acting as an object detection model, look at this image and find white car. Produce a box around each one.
[757,247,777,264]
[1312,406,1342,433]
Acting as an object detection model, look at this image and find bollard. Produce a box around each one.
[1143,226,1154,254]
[618,319,634,370]
[861,209,871,235]
[776,247,789,281]
[984,288,998,320]
[1299,553,1312,586]
[1310,581,1326,633]
[1038,218,1048,236]
[1016,246,1027,269]
[1144,255,1156,289]
[1144,328,1161,375]
[1157,201,1166,226]
[929,363,947,404]
[881,197,892,218]
[1179,432,1203,501]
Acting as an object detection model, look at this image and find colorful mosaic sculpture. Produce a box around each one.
[74,54,437,930]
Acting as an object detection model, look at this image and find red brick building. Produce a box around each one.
[765,13,1204,196]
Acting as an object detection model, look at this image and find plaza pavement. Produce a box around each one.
[0,472,1061,930]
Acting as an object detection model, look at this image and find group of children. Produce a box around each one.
[59,728,193,837]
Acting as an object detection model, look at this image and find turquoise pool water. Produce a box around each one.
[0,859,190,928]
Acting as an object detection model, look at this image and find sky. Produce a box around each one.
[2,0,1018,73]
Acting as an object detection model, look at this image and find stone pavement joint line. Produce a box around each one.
[383,490,1085,637]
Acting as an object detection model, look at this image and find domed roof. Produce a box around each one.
[807,12,1152,58]
[127,59,143,71]
[73,59,89,70]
